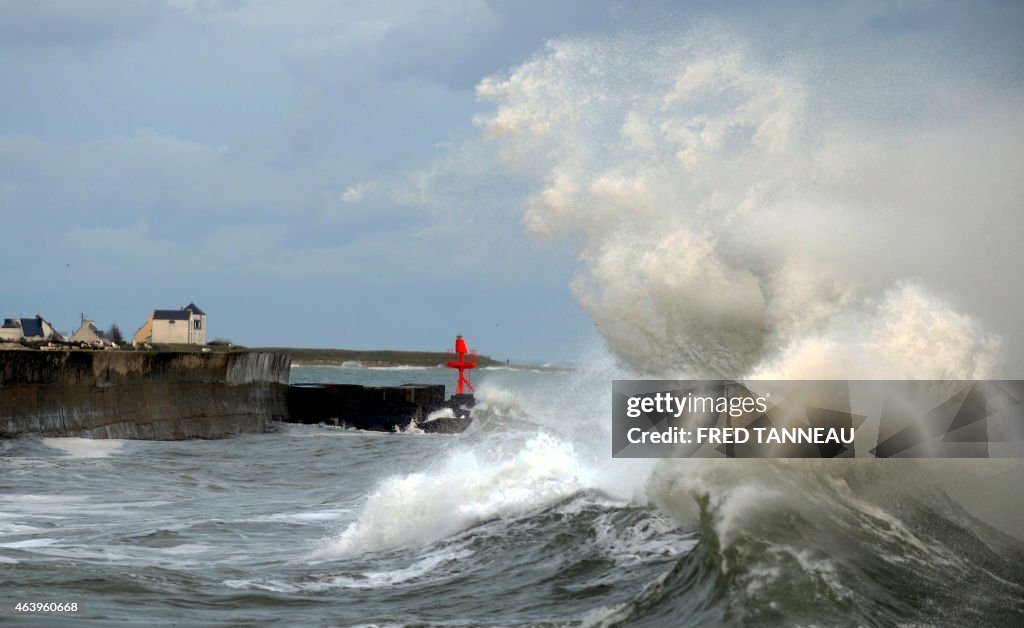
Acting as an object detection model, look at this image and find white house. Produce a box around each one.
[133,303,207,345]
[0,315,65,342]
[0,320,20,342]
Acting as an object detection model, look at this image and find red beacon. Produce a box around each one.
[446,335,477,395]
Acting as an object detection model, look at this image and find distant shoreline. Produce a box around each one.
[268,347,570,372]
[1,342,572,372]
[288,359,568,372]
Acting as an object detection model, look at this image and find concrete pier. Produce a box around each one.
[287,383,442,428]
[286,383,473,433]
[0,350,290,439]
[0,349,473,439]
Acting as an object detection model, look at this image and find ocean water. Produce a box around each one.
[2,364,1023,626]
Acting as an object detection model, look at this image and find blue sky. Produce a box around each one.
[1,1,1022,367]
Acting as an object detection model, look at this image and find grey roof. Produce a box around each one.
[20,317,44,337]
[184,302,205,316]
[154,309,190,321]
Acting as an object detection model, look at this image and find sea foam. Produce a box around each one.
[313,432,591,558]
[42,438,127,458]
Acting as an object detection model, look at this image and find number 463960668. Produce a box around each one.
[14,602,79,612]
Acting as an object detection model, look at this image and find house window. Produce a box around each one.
[194,320,202,330]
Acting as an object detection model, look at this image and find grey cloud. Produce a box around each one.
[0,0,162,47]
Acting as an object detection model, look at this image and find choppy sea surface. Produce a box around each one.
[2,365,1023,626]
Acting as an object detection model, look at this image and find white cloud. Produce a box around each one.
[341,185,365,203]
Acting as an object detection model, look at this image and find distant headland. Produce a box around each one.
[1,340,563,371]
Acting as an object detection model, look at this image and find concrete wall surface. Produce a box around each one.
[0,350,291,440]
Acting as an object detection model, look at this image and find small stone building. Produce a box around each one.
[70,317,116,346]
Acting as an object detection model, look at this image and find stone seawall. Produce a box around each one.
[0,351,291,440]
